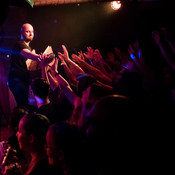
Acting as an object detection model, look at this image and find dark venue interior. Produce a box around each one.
[1,0,175,174]
[1,0,175,54]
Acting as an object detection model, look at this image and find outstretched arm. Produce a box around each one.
[93,49,113,78]
[46,56,81,108]
[128,40,154,79]
[58,45,84,77]
[72,54,112,85]
[58,52,78,87]
[40,53,55,82]
[20,48,41,61]
[152,30,175,71]
[161,27,175,56]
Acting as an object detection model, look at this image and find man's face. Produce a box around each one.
[21,24,34,42]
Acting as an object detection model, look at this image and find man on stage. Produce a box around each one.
[8,23,42,108]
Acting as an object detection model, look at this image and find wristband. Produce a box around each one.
[55,72,59,77]
[47,70,51,74]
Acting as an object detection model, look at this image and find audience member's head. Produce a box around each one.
[31,78,50,99]
[83,94,140,174]
[85,94,134,137]
[46,122,82,174]
[81,83,114,123]
[76,73,97,96]
[113,71,144,101]
[16,113,50,153]
[8,106,29,155]
[9,106,29,134]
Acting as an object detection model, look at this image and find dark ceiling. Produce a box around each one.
[5,0,175,7]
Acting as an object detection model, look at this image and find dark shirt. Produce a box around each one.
[9,40,32,83]
[29,158,63,175]
[37,101,74,124]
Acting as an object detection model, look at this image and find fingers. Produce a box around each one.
[37,54,42,62]
[55,57,59,66]
[71,53,81,63]
[58,52,64,57]
[152,30,162,45]
[62,45,69,57]
[128,45,136,60]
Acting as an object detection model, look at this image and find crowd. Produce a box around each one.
[1,23,175,175]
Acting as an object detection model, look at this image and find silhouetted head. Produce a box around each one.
[9,106,29,133]
[16,113,50,152]
[31,78,50,99]
[85,94,133,137]
[84,94,141,174]
[77,73,97,95]
[46,122,81,169]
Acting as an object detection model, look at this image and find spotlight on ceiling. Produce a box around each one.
[111,1,121,10]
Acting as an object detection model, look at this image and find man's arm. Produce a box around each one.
[20,48,41,61]
[152,30,175,71]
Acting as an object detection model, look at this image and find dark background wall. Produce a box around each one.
[0,1,175,56]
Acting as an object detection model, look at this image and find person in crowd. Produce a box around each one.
[82,94,142,175]
[31,77,73,123]
[0,106,29,174]
[2,113,53,175]
[8,106,29,156]
[103,47,122,74]
[71,46,113,86]
[46,122,83,175]
[40,46,114,127]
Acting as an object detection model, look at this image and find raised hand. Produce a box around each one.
[71,53,82,64]
[83,46,94,60]
[93,49,103,62]
[152,30,161,45]
[113,47,132,71]
[152,28,175,71]
[40,53,55,66]
[50,57,59,74]
[58,45,70,61]
[78,51,85,61]
[128,40,151,77]
[128,40,143,66]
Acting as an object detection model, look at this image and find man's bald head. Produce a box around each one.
[21,23,34,42]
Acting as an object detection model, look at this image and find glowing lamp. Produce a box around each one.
[111,1,121,10]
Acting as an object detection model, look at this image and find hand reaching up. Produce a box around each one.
[83,46,94,60]
[58,45,70,62]
[128,40,152,78]
[152,27,175,71]
[50,57,59,75]
[93,49,103,62]
[152,30,161,45]
[40,53,55,67]
[71,53,82,64]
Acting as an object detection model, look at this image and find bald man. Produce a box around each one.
[8,23,42,108]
